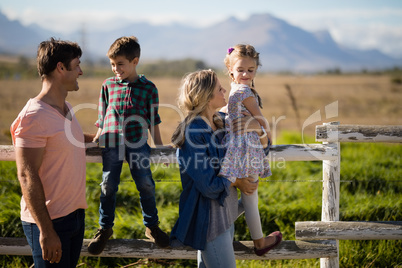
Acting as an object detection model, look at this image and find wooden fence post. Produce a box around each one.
[320,122,340,268]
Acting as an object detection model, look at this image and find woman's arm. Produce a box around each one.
[180,133,229,201]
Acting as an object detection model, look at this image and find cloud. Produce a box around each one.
[284,8,402,58]
[286,7,402,23]
[330,24,402,57]
[3,5,402,58]
[2,7,218,34]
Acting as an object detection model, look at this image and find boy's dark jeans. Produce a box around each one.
[99,143,159,229]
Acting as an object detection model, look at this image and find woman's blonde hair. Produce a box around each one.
[171,69,224,148]
[224,44,263,108]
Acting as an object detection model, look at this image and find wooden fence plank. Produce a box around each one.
[296,221,402,241]
[316,125,402,143]
[0,238,338,260]
[0,145,15,162]
[0,143,338,163]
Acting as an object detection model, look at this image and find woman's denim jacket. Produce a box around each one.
[170,113,270,250]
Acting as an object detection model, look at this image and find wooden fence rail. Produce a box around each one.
[296,221,402,241]
[316,124,402,143]
[1,123,401,268]
[0,143,339,163]
[0,238,338,260]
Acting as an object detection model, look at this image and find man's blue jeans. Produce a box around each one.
[22,209,85,268]
[99,143,158,229]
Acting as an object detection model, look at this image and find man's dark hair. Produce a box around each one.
[37,37,82,79]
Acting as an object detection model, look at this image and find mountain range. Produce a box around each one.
[0,11,400,72]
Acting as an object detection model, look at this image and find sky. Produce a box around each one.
[1,0,402,58]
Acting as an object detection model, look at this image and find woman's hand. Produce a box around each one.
[232,177,259,195]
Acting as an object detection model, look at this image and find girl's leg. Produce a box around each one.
[241,174,264,240]
[241,175,280,251]
[198,224,236,268]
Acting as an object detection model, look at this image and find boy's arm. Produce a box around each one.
[94,83,107,143]
[150,124,163,147]
[93,128,102,143]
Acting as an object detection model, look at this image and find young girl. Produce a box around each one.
[219,44,282,256]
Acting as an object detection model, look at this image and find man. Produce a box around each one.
[11,38,92,266]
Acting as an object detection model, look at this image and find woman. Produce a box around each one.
[170,70,277,267]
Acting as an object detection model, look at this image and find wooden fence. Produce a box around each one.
[0,122,401,267]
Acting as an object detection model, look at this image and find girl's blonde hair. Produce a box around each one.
[171,69,224,148]
[224,44,263,108]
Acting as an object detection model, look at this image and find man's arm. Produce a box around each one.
[15,147,62,264]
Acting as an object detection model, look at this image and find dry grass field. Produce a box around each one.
[0,74,401,145]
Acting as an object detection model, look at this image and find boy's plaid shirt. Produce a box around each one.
[95,75,161,147]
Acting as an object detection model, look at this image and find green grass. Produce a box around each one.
[0,133,401,267]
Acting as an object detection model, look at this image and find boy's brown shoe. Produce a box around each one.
[145,224,170,248]
[88,228,113,255]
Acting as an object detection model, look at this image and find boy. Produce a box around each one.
[88,36,169,255]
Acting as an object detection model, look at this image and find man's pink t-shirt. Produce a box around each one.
[11,99,88,222]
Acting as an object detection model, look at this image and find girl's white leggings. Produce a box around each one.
[240,174,264,240]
